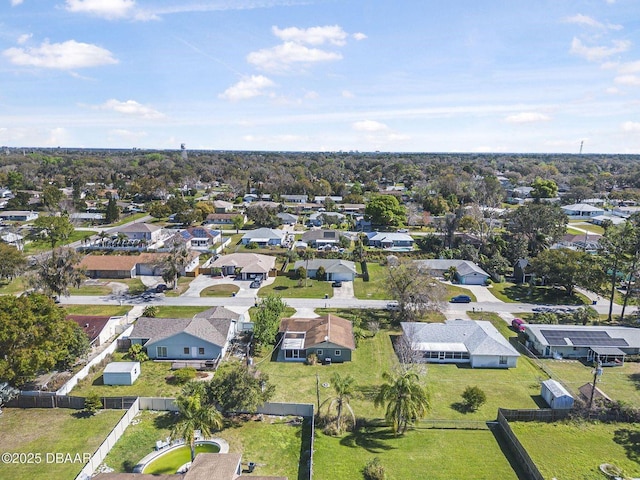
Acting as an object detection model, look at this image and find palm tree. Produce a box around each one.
[300,248,315,287]
[374,370,430,435]
[322,373,356,434]
[171,383,223,462]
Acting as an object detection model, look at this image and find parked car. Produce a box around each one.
[511,318,525,332]
[155,284,168,293]
[450,294,472,303]
[386,301,400,311]
[332,281,343,288]
[250,280,262,288]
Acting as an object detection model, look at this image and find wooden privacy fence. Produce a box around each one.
[495,409,545,480]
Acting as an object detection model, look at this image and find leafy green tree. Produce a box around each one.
[42,185,63,210]
[374,370,430,435]
[315,265,326,281]
[246,204,279,228]
[29,247,85,298]
[461,386,487,412]
[322,373,356,434]
[300,249,315,287]
[84,393,103,415]
[127,343,149,362]
[422,195,449,216]
[105,197,120,223]
[530,248,599,297]
[147,201,171,219]
[6,191,30,210]
[363,457,386,480]
[0,243,26,280]
[206,360,274,413]
[385,260,445,322]
[231,214,245,233]
[572,306,599,326]
[365,195,406,227]
[531,177,558,199]
[161,246,190,289]
[0,294,90,386]
[142,305,159,317]
[33,214,75,249]
[252,294,287,347]
[506,203,567,257]
[171,382,223,462]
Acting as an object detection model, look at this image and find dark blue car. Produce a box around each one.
[450,295,472,303]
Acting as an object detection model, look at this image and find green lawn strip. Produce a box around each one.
[0,276,27,295]
[442,282,477,301]
[163,277,194,297]
[0,408,124,480]
[488,282,589,305]
[106,213,148,227]
[69,284,113,296]
[538,359,640,405]
[153,306,213,318]
[258,274,333,298]
[71,352,181,398]
[103,410,300,479]
[353,262,390,300]
[22,230,98,255]
[313,427,519,480]
[200,284,240,297]
[63,305,131,316]
[510,420,640,479]
[568,221,605,235]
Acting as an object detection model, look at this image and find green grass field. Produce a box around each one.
[152,306,213,318]
[71,352,182,398]
[22,229,98,255]
[0,276,27,295]
[258,274,333,298]
[200,284,240,297]
[489,282,590,305]
[163,277,194,297]
[102,410,301,479]
[63,304,132,316]
[0,408,124,480]
[511,420,640,479]
[354,262,389,299]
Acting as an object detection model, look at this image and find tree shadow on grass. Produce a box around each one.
[71,410,93,419]
[628,372,640,391]
[153,411,177,429]
[339,421,397,453]
[273,286,289,291]
[450,402,473,414]
[357,386,379,403]
[613,428,640,463]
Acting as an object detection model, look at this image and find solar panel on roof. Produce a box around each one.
[540,330,628,347]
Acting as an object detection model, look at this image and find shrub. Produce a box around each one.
[84,392,102,415]
[173,367,197,384]
[316,266,326,281]
[296,266,307,280]
[461,385,487,412]
[246,242,258,249]
[142,305,159,317]
[363,457,386,480]
[306,353,318,365]
[127,343,149,362]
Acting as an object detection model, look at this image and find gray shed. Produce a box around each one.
[540,379,574,409]
[103,362,141,386]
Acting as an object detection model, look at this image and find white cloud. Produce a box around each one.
[219,75,275,101]
[618,60,640,74]
[247,42,342,72]
[505,112,551,124]
[570,37,631,61]
[11,0,23,5]
[353,32,367,41]
[17,33,31,45]
[622,121,640,132]
[352,120,389,132]
[272,25,348,46]
[342,90,354,98]
[99,99,165,119]
[605,86,622,94]
[65,0,155,20]
[565,14,622,30]
[3,40,117,69]
[615,75,640,86]
[304,90,319,99]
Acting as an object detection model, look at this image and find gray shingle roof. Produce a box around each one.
[293,259,356,274]
[130,316,232,348]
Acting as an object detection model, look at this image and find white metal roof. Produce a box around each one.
[413,342,468,352]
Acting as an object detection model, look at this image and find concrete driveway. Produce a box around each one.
[182,275,276,298]
[331,281,355,299]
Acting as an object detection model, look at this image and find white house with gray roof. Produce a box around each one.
[560,203,605,219]
[293,259,357,282]
[240,227,284,246]
[129,306,240,361]
[366,231,414,250]
[415,259,490,285]
[401,320,520,368]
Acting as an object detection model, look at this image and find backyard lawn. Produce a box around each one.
[200,284,240,297]
[71,352,182,398]
[354,262,389,300]
[538,359,640,405]
[511,420,640,479]
[0,408,124,480]
[488,282,590,305]
[258,274,333,299]
[102,410,302,479]
[0,276,27,295]
[22,229,98,255]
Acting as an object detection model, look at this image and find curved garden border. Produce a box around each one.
[132,438,229,473]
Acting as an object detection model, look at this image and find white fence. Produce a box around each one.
[56,325,134,396]
[139,397,178,411]
[75,398,140,480]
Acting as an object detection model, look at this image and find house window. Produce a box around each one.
[335,350,341,357]
[157,346,168,358]
[199,347,205,355]
[499,356,507,365]
[316,349,323,357]
[183,347,189,355]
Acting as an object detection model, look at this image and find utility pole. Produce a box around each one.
[588,360,603,409]
[316,372,321,412]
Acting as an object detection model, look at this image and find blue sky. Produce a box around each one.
[1,0,639,153]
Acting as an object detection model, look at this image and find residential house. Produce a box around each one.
[0,210,39,222]
[277,315,355,363]
[366,232,414,250]
[78,252,199,279]
[513,258,531,284]
[554,233,601,253]
[0,231,24,250]
[281,194,308,204]
[70,212,106,223]
[415,259,490,285]
[213,200,234,213]
[523,324,640,366]
[176,227,221,251]
[276,212,299,225]
[293,259,357,282]
[560,203,605,219]
[314,195,343,204]
[67,315,121,347]
[401,320,520,368]
[209,253,277,280]
[110,223,163,244]
[240,227,284,246]
[205,213,246,226]
[243,193,259,203]
[129,308,238,361]
[301,229,343,249]
[307,211,345,227]
[590,214,626,226]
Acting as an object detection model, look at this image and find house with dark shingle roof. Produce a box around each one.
[415,259,490,285]
[129,307,241,360]
[401,320,520,368]
[110,222,164,243]
[277,315,355,363]
[292,259,356,282]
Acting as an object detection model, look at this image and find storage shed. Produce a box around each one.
[540,379,574,409]
[103,362,140,386]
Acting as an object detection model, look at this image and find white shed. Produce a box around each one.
[103,362,140,386]
[541,379,574,409]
